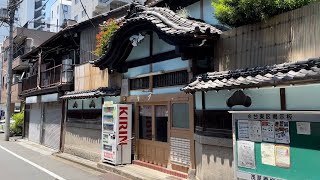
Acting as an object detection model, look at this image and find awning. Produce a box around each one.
[60,87,121,99]
[182,58,320,93]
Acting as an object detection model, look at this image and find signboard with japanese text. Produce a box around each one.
[232,111,320,180]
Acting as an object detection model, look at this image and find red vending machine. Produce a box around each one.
[101,102,132,165]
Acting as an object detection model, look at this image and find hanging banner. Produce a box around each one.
[237,140,256,169]
[83,98,102,110]
[238,120,249,140]
[68,99,82,110]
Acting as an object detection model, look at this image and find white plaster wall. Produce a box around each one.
[17,0,35,29]
[286,84,320,110]
[50,0,72,32]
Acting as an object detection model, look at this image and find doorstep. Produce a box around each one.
[55,152,185,180]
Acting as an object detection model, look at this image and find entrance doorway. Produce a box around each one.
[137,104,169,167]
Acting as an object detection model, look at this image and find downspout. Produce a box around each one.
[37,49,42,89]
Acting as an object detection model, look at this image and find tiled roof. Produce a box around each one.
[124,4,222,37]
[182,58,320,93]
[60,87,121,99]
[93,3,222,69]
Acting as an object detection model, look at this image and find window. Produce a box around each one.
[172,103,189,129]
[75,0,78,4]
[155,105,168,142]
[195,110,232,138]
[51,11,53,18]
[153,70,189,88]
[57,5,59,14]
[130,77,149,90]
[74,15,78,22]
[82,10,85,17]
[139,105,152,140]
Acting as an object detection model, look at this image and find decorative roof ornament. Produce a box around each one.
[129,33,145,47]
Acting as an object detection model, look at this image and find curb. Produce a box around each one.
[54,153,108,174]
[54,153,145,180]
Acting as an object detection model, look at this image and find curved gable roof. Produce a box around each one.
[93,3,222,70]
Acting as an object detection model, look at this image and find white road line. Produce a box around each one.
[0,144,66,180]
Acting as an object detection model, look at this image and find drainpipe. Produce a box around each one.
[37,49,42,89]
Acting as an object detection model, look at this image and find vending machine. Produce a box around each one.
[101,101,132,165]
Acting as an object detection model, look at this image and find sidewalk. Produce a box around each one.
[56,153,184,180]
[15,138,185,180]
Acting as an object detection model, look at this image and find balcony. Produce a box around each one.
[21,64,73,95]
[12,56,29,71]
[22,74,38,92]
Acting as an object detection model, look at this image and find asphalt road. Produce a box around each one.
[0,134,127,180]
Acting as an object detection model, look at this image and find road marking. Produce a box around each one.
[0,144,66,180]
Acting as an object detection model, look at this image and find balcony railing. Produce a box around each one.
[22,74,38,91]
[41,64,62,87]
[21,64,73,92]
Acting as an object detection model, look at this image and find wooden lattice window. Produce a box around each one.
[153,70,188,88]
[130,77,149,90]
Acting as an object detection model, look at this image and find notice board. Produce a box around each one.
[231,111,320,180]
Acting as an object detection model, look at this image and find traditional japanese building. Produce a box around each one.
[92,2,222,178]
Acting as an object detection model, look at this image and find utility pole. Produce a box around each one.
[3,0,19,141]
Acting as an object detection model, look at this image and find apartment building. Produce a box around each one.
[71,0,145,23]
[17,0,47,30]
[50,0,72,32]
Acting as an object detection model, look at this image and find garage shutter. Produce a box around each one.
[28,103,41,144]
[42,102,62,150]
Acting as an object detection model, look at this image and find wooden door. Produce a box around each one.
[137,104,170,167]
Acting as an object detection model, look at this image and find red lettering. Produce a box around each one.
[119,116,127,120]
[119,136,127,145]
[119,122,128,130]
[119,107,128,116]
[119,130,127,134]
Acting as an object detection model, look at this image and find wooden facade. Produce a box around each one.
[214,3,320,71]
[74,63,108,91]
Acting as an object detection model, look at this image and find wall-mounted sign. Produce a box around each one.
[41,93,59,102]
[68,99,82,110]
[83,98,102,110]
[26,96,38,104]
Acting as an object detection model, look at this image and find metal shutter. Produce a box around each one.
[42,102,62,150]
[28,103,41,143]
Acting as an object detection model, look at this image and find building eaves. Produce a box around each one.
[60,87,121,99]
[93,3,222,69]
[20,4,130,60]
[182,58,320,93]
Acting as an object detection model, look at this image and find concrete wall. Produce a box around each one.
[50,0,72,32]
[195,134,234,180]
[64,123,101,162]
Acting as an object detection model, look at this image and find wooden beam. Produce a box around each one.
[127,50,179,69]
[280,88,286,110]
[200,0,204,20]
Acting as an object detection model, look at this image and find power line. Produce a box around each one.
[79,0,95,28]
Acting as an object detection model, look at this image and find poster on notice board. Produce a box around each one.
[275,120,290,144]
[237,140,256,169]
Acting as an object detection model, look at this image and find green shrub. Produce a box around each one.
[212,0,319,27]
[10,110,24,136]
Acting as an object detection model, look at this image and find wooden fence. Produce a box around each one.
[214,2,320,71]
